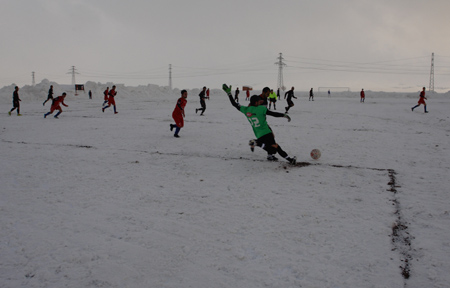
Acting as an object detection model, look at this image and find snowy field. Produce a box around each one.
[1,81,450,288]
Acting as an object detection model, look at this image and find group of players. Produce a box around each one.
[169,85,430,164]
[169,85,299,164]
[7,84,429,164]
[7,85,119,119]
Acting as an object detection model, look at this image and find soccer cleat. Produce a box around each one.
[411,108,413,111]
[8,111,11,116]
[249,139,256,152]
[267,155,278,161]
[44,114,47,118]
[114,112,118,114]
[170,124,174,131]
[174,134,180,138]
[17,114,22,116]
[54,116,59,119]
[286,156,297,165]
[195,109,198,114]
[102,108,105,112]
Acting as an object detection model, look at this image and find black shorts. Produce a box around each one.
[13,100,20,108]
[257,132,276,147]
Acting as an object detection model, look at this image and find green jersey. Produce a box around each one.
[239,105,272,139]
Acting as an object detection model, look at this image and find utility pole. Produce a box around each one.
[429,52,435,93]
[275,53,286,91]
[31,71,35,86]
[67,66,79,86]
[169,64,172,90]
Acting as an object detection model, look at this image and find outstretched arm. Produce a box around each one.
[223,84,240,111]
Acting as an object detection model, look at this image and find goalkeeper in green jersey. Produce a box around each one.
[222,84,296,164]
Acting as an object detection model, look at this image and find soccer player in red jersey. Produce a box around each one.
[44,93,68,119]
[411,87,428,113]
[170,90,188,138]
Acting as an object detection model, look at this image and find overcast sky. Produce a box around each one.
[1,0,450,92]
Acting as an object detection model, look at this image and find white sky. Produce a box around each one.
[1,0,450,92]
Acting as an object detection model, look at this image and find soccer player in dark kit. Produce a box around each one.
[195,86,207,116]
[8,86,22,116]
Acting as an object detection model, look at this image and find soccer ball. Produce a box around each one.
[310,149,321,160]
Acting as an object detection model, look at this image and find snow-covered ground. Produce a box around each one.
[1,81,449,287]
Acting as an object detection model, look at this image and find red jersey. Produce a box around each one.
[51,96,68,108]
[418,90,427,105]
[172,97,187,128]
[173,97,187,116]
[104,89,109,101]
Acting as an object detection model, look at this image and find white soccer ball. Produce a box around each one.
[310,149,321,160]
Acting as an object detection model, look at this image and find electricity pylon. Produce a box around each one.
[429,53,434,93]
[275,53,286,91]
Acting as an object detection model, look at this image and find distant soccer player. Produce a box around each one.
[222,84,296,164]
[102,85,118,114]
[284,86,297,113]
[44,93,68,119]
[234,87,240,103]
[268,89,277,110]
[195,86,207,115]
[102,87,109,107]
[411,87,428,113]
[8,86,22,116]
[360,89,365,103]
[309,88,314,101]
[170,90,188,138]
[43,85,53,106]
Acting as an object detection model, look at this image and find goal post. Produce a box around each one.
[318,87,350,95]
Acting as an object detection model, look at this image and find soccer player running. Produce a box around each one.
[284,86,297,113]
[170,90,188,138]
[103,85,118,114]
[43,85,53,106]
[102,87,109,107]
[195,86,207,115]
[411,87,428,113]
[222,84,296,164]
[44,92,68,119]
